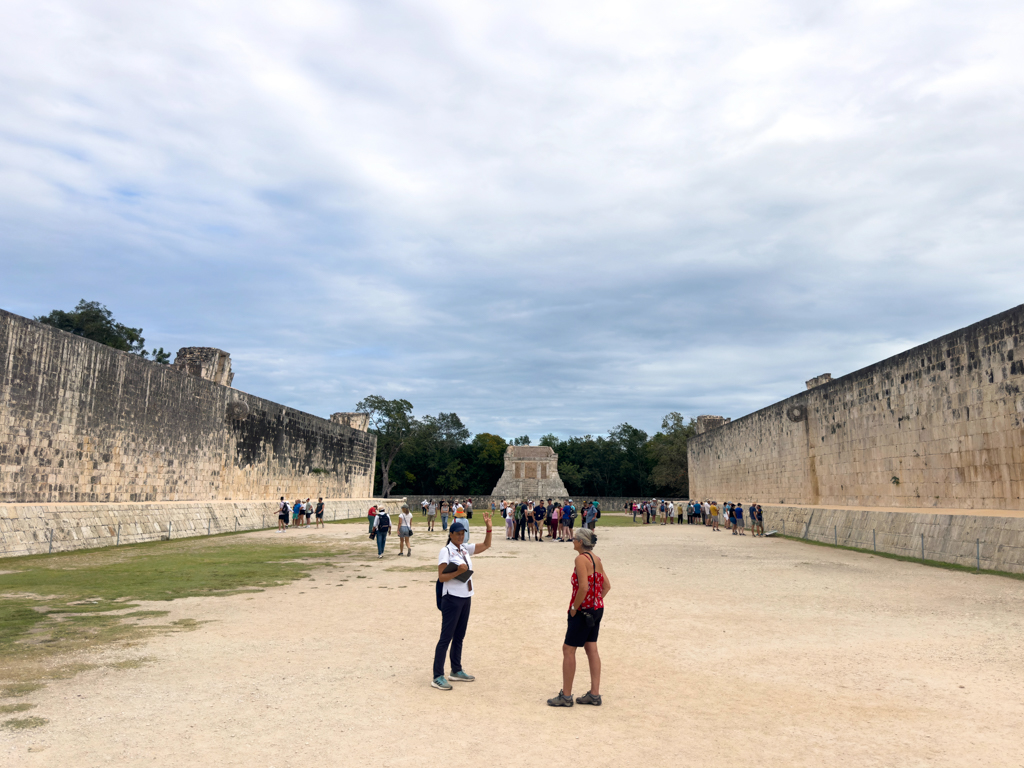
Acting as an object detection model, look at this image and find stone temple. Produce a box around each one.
[490,445,569,499]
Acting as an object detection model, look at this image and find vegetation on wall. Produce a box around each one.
[36,300,170,363]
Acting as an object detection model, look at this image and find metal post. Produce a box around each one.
[48,528,53,554]
[235,517,238,532]
[976,538,980,571]
[117,522,121,546]
[834,525,838,546]
[168,520,172,540]
[873,529,876,551]
[921,533,925,561]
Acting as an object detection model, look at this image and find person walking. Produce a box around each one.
[277,497,289,532]
[371,505,392,558]
[397,503,413,557]
[421,499,429,517]
[584,502,598,531]
[432,514,494,690]
[427,500,437,532]
[504,501,515,539]
[367,504,378,535]
[440,500,450,532]
[314,497,325,528]
[547,528,611,707]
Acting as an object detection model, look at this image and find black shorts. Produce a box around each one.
[315,512,323,519]
[278,514,287,520]
[564,607,603,647]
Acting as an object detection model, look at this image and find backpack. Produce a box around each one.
[376,511,391,532]
[595,509,601,519]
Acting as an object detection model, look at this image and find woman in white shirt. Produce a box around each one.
[397,503,413,557]
[431,513,494,691]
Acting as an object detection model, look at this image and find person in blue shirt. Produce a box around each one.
[292,500,302,529]
[734,504,745,536]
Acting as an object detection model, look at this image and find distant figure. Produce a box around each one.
[277,497,289,532]
[367,505,378,535]
[427,500,437,532]
[315,497,325,528]
[398,503,413,557]
[371,506,392,559]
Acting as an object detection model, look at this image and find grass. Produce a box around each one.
[1,716,48,730]
[776,535,1024,581]
[0,533,369,706]
[0,703,34,714]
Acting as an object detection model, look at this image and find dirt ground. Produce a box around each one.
[2,520,1023,768]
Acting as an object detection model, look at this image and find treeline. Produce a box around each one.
[357,396,696,498]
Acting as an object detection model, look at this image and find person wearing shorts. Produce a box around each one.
[547,528,610,707]
[315,497,325,528]
[427,500,437,532]
[534,503,546,541]
[755,505,764,536]
[734,504,745,535]
[277,497,288,532]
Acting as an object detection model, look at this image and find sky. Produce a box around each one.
[2,0,1023,440]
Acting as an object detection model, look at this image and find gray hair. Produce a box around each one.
[573,527,597,551]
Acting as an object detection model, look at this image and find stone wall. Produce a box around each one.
[760,505,1024,574]
[0,497,406,558]
[688,304,1024,510]
[0,308,376,503]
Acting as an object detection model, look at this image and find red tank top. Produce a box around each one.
[570,553,604,610]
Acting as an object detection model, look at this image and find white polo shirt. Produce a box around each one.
[438,542,476,598]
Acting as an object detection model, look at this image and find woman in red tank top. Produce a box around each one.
[547,528,611,707]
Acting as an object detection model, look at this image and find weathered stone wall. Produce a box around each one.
[688,304,1024,510]
[0,497,406,557]
[490,446,569,498]
[760,505,1024,574]
[0,308,376,503]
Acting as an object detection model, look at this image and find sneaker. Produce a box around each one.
[449,670,475,682]
[547,690,574,707]
[576,691,602,706]
[407,551,412,557]
[431,676,452,691]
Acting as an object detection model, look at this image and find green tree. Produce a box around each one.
[513,435,531,445]
[648,412,697,496]
[462,433,507,493]
[36,300,171,364]
[355,395,416,498]
[609,422,652,496]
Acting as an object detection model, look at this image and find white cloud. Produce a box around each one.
[2,0,1023,437]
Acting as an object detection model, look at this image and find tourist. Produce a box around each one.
[701,500,708,525]
[432,513,494,690]
[667,500,675,524]
[534,501,547,541]
[367,504,378,534]
[303,498,312,527]
[465,498,473,520]
[548,500,560,539]
[756,504,764,536]
[631,501,639,524]
[292,499,303,529]
[514,502,526,540]
[421,499,429,516]
[564,501,576,540]
[427,500,437,531]
[440,500,450,532]
[315,497,325,528]
[397,503,413,557]
[659,500,667,525]
[585,501,598,531]
[504,501,515,539]
[710,501,720,531]
[277,496,288,532]
[371,505,392,558]
[735,503,746,535]
[547,528,610,707]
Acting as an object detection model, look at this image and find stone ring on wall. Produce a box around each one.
[785,404,807,422]
[226,400,250,421]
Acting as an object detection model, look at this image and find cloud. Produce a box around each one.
[2,0,1023,438]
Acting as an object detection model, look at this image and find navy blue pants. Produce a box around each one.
[376,530,388,555]
[433,594,471,679]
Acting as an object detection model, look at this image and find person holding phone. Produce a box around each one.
[431,514,494,690]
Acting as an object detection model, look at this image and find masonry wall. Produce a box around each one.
[688,304,1024,510]
[0,309,376,503]
[0,497,406,557]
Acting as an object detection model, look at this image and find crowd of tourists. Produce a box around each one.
[620,499,764,535]
[495,499,600,542]
[275,496,325,530]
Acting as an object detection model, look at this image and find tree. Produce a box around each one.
[513,435,531,446]
[609,422,652,496]
[649,412,697,496]
[36,300,170,363]
[355,395,416,498]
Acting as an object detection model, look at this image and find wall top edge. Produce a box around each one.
[689,301,1024,443]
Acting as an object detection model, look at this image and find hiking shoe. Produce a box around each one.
[431,676,452,691]
[547,690,573,707]
[449,670,475,682]
[576,691,602,706]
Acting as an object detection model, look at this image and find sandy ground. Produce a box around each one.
[3,521,1023,768]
